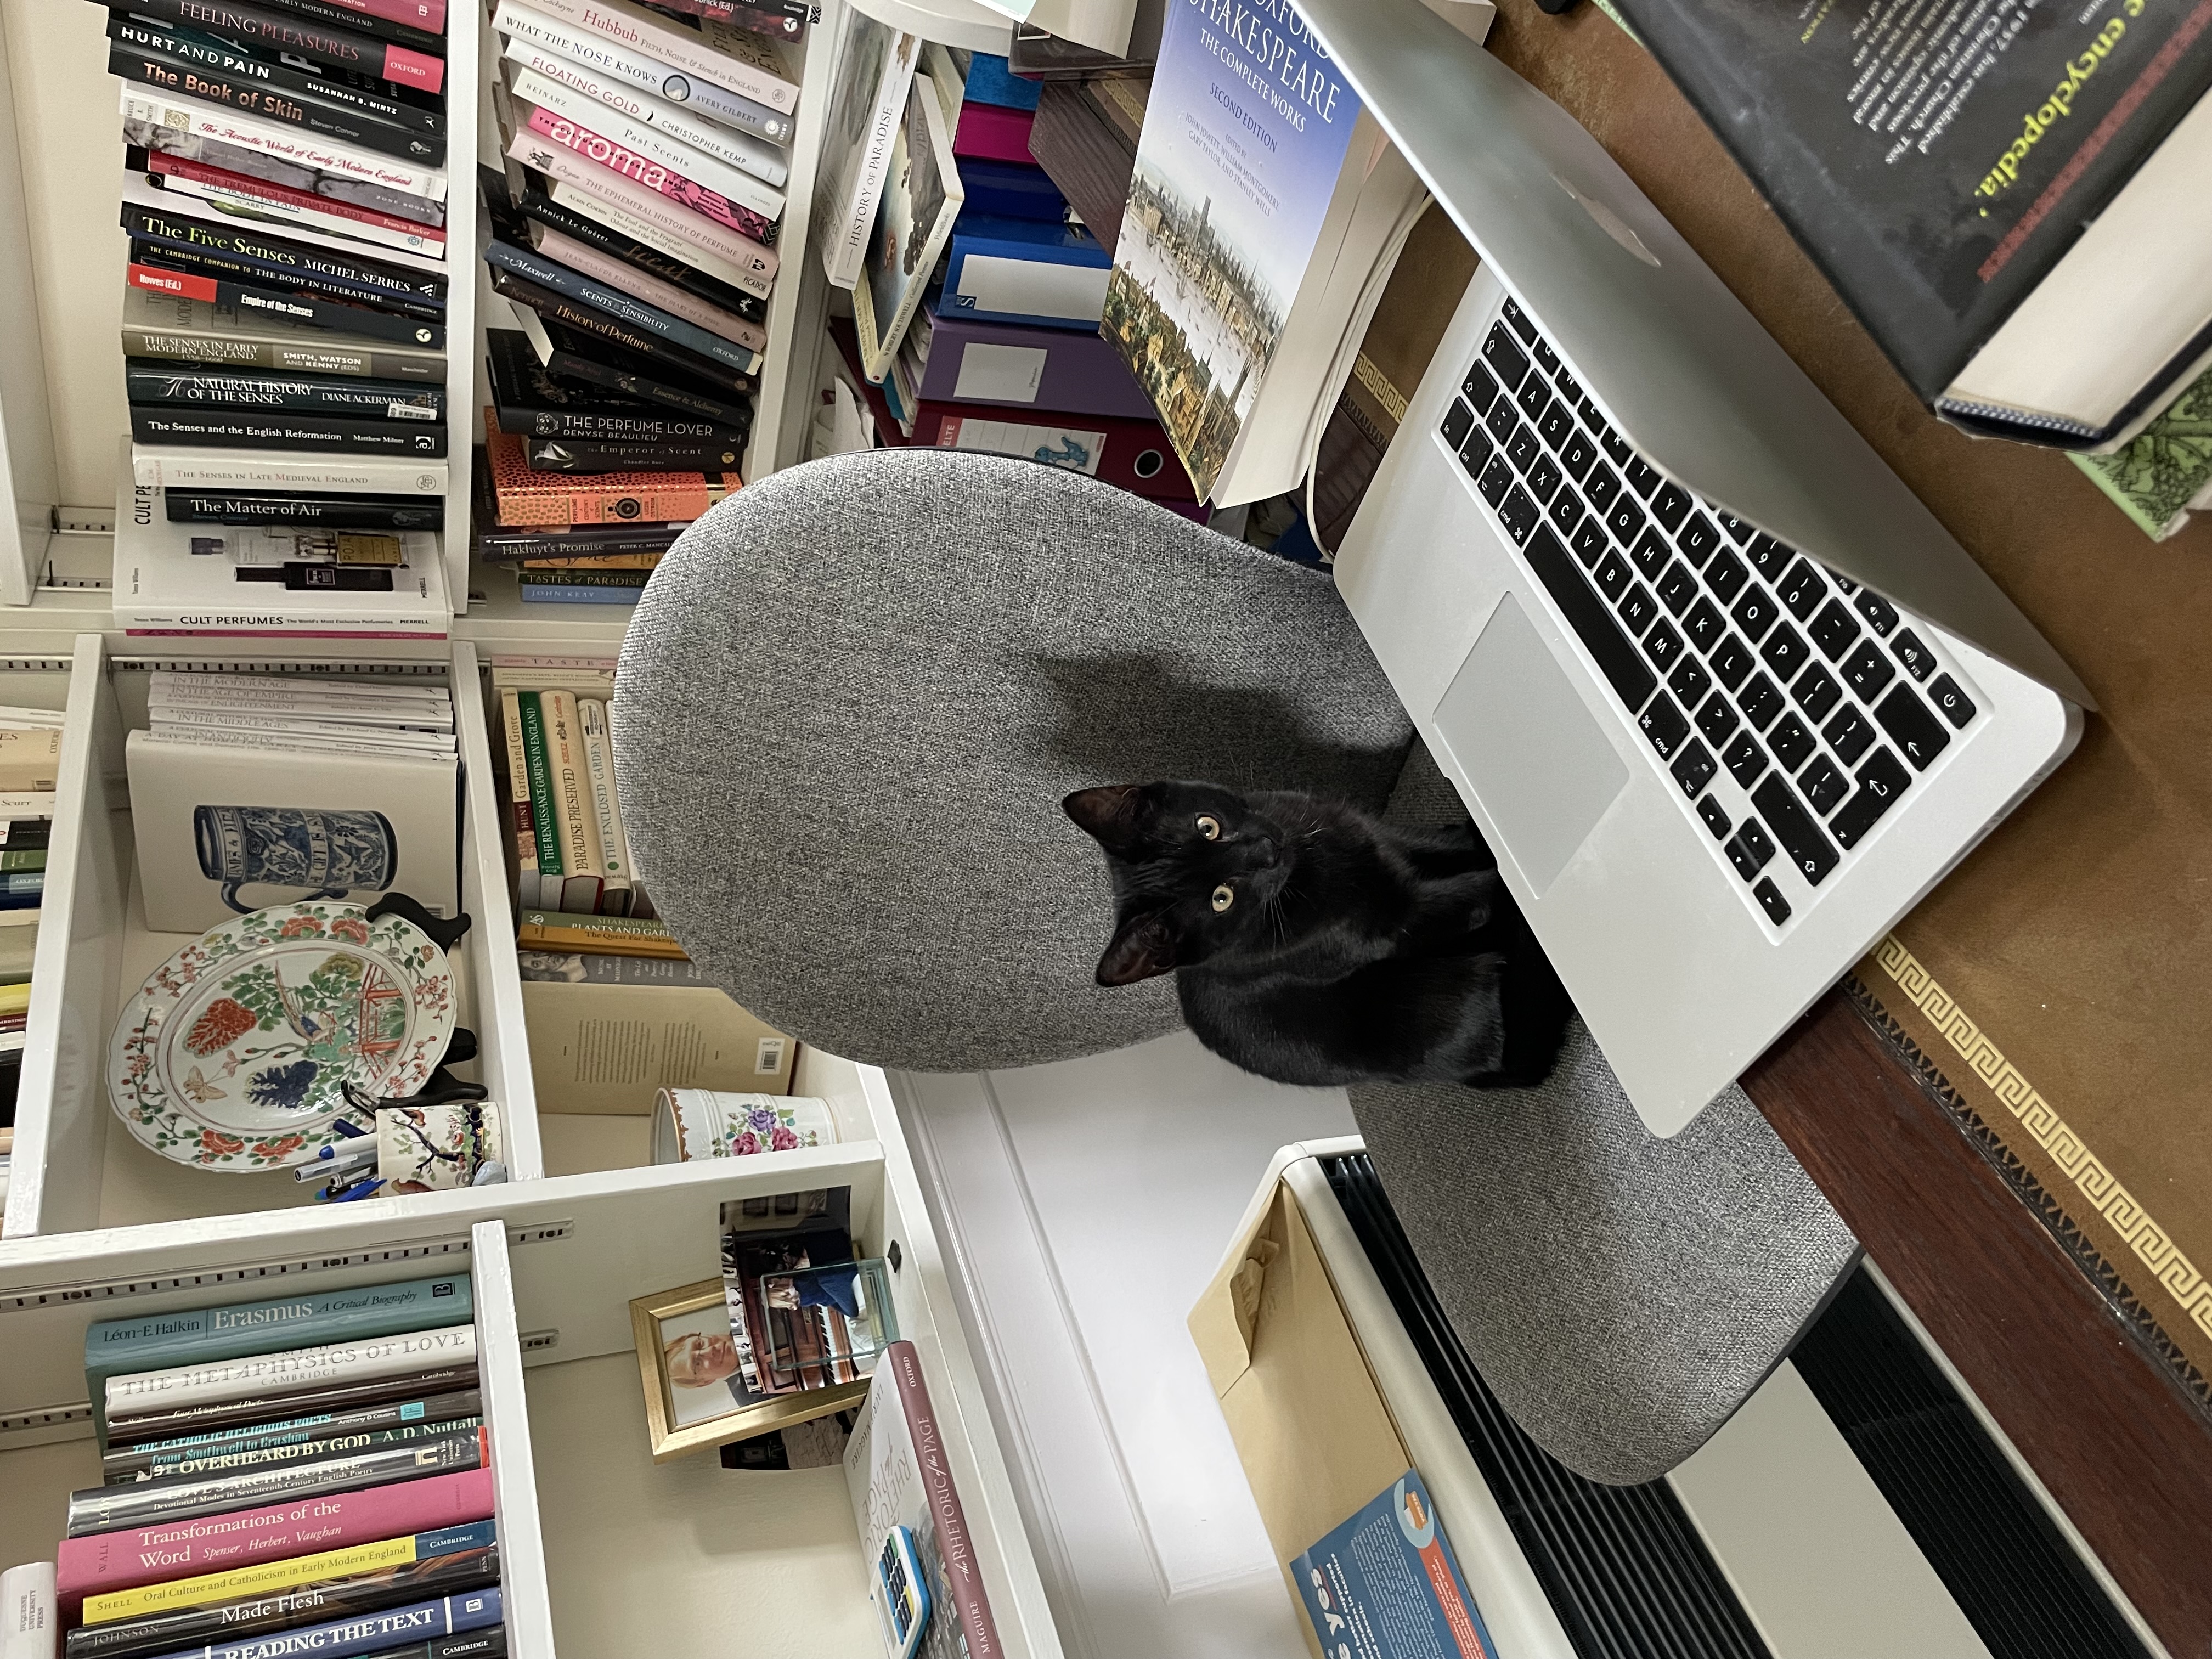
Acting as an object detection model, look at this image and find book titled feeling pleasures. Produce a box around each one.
[1103,0,1422,508]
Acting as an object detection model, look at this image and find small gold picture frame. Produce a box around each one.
[629,1278,871,1463]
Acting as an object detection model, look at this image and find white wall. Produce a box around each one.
[3,0,129,509]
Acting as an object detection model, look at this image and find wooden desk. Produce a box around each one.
[1467,4,2212,1650]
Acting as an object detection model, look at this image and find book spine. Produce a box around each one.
[130,447,449,494]
[106,1326,477,1418]
[487,0,792,143]
[121,201,448,302]
[116,1417,483,1487]
[515,570,650,588]
[517,187,764,319]
[544,343,754,430]
[523,437,738,472]
[189,1589,501,1659]
[507,70,782,221]
[127,362,443,420]
[147,153,448,256]
[645,0,813,31]
[166,492,443,528]
[484,238,759,376]
[54,1468,495,1612]
[478,526,682,554]
[820,26,911,288]
[512,136,774,296]
[540,690,605,912]
[575,697,634,915]
[110,45,447,168]
[513,692,567,894]
[131,408,450,458]
[499,690,543,909]
[498,38,788,189]
[487,266,752,395]
[888,1342,1003,1658]
[65,1429,490,1539]
[0,1564,57,1659]
[126,262,444,350]
[0,849,46,872]
[120,323,420,383]
[520,103,776,247]
[130,236,445,325]
[114,1,445,95]
[720,1231,763,1391]
[521,0,799,111]
[309,0,448,33]
[101,1390,484,1481]
[146,0,444,57]
[527,228,764,351]
[108,14,445,138]
[80,1520,492,1626]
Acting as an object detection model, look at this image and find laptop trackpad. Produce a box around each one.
[1432,592,1629,895]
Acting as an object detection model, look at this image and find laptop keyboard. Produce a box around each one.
[1440,297,1983,931]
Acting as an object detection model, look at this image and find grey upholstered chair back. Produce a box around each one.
[613,449,1413,1072]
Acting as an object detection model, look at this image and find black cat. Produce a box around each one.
[1064,781,1573,1090]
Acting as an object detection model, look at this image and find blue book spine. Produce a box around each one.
[482,241,760,377]
[183,1588,502,1659]
[1294,1470,1497,1659]
[963,53,1042,111]
[516,585,646,605]
[944,215,1111,330]
[957,160,1065,222]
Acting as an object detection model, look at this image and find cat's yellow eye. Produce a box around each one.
[1197,815,1221,840]
[1211,884,1234,912]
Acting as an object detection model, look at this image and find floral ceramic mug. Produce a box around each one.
[651,1091,837,1166]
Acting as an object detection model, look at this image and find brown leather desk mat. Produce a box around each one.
[1469,1,2212,1404]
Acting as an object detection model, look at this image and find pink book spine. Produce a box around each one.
[524,106,778,247]
[322,0,449,30]
[55,1467,494,1613]
[888,1341,1001,1659]
[952,104,1036,166]
[377,43,446,96]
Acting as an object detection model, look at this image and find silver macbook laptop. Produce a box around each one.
[1308,0,2090,1134]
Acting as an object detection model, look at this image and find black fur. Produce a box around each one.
[1064,781,1573,1088]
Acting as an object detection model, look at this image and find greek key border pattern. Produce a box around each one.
[1871,935,2212,1351]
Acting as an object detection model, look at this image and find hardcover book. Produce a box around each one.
[80,1520,490,1625]
[127,442,449,496]
[852,72,966,383]
[488,0,793,143]
[497,33,788,187]
[128,362,442,421]
[166,490,443,529]
[115,0,447,92]
[485,412,731,524]
[522,0,801,111]
[130,407,449,459]
[144,148,448,258]
[121,284,443,383]
[104,1327,478,1420]
[505,64,784,222]
[88,1590,501,1659]
[814,9,920,287]
[487,326,750,443]
[943,213,1111,330]
[106,14,446,140]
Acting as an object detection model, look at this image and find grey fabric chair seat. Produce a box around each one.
[615,449,1858,1485]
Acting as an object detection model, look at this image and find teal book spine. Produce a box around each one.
[84,1276,471,1447]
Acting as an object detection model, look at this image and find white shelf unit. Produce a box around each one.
[0,635,540,1240]
[0,1054,1064,1659]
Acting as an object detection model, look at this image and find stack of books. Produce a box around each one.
[103,0,458,637]
[0,704,64,1167]
[16,1277,503,1659]
[492,663,642,917]
[476,0,808,603]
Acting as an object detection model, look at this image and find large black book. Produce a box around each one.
[166,489,444,528]
[114,0,445,60]
[123,196,448,308]
[109,40,444,168]
[1615,0,2212,445]
[127,359,442,420]
[108,13,443,135]
[132,407,449,458]
[486,328,749,446]
[498,171,767,324]
[129,264,443,349]
[129,237,443,326]
[486,265,753,398]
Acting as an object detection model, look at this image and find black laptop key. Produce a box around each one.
[1827,569,1858,594]
[1618,582,1658,637]
[1461,361,1499,413]
[1769,712,1815,772]
[1683,597,1726,653]
[1538,400,1575,452]
[1547,483,1586,538]
[1483,321,1529,387]
[1824,704,1874,765]
[1600,424,1633,466]
[1594,548,1633,601]
[1697,795,1731,839]
[1638,690,1691,759]
[1644,619,1685,673]
[1516,376,1551,424]
[1555,367,1584,405]
[1486,396,1519,445]
[1830,747,1911,849]
[1675,511,1720,566]
[1739,673,1784,730]
[1561,428,1598,482]
[1531,334,1561,373]
[1583,463,1621,515]
[1722,729,1767,787]
[1656,561,1700,616]
[1694,691,1739,748]
[1808,597,1861,662]
[1751,774,1839,885]
[1458,425,1496,481]
[1571,518,1608,567]
[1760,619,1810,680]
[1441,399,1474,450]
[1852,589,1898,636]
[1726,821,1774,879]
[1715,510,1754,545]
[1606,495,1646,546]
[1702,546,1747,605]
[1839,637,1895,701]
[1527,455,1563,505]
[1624,456,1662,499]
[1793,663,1842,722]
[1506,421,1542,472]
[1650,482,1692,533]
[1669,739,1717,799]
[1632,527,1673,582]
[1752,878,1792,925]
[1929,673,1976,727]
[1668,654,1713,710]
[1498,484,1542,546]
[1729,585,1780,644]
[1776,558,1827,622]
[1876,683,1950,769]
[1477,455,1514,509]
[1891,627,1936,680]
[1745,533,1792,579]
[1523,528,1656,712]
[1501,296,1537,343]
[1579,394,1607,431]
[1800,753,1848,815]
[1709,633,1756,691]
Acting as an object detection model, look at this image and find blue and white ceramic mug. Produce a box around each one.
[193,805,399,913]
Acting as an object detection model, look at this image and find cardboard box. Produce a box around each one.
[520,976,795,1113]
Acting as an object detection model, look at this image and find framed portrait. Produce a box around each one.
[628,1278,871,1463]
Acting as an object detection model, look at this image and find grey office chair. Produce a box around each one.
[614,449,1857,1485]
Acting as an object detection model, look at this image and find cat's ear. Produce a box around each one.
[1096,908,1180,986]
[1063,785,1149,853]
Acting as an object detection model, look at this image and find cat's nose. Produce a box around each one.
[1251,836,1282,868]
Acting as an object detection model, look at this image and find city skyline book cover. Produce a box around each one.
[1104,0,1363,499]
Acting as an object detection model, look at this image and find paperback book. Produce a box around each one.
[851,72,965,382]
[110,38,446,167]
[122,284,443,383]
[119,84,448,203]
[510,303,758,428]
[505,65,784,224]
[512,177,766,321]
[144,147,448,258]
[80,1520,490,1623]
[116,0,447,93]
[105,1366,480,1448]
[488,0,794,143]
[814,9,920,287]
[485,413,732,524]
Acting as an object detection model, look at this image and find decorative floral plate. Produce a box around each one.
[108,902,456,1172]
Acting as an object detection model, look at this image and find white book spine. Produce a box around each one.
[540,689,605,913]
[149,172,446,259]
[119,86,449,203]
[520,0,799,111]
[149,708,457,751]
[489,1,793,142]
[138,727,439,758]
[148,671,454,710]
[0,706,64,729]
[149,685,454,723]
[129,446,449,494]
[510,132,775,295]
[506,65,783,221]
[1,1560,55,1659]
[499,34,788,189]
[577,697,633,914]
[529,227,765,351]
[120,173,450,276]
[106,1325,478,1415]
[0,793,53,819]
[818,19,916,291]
